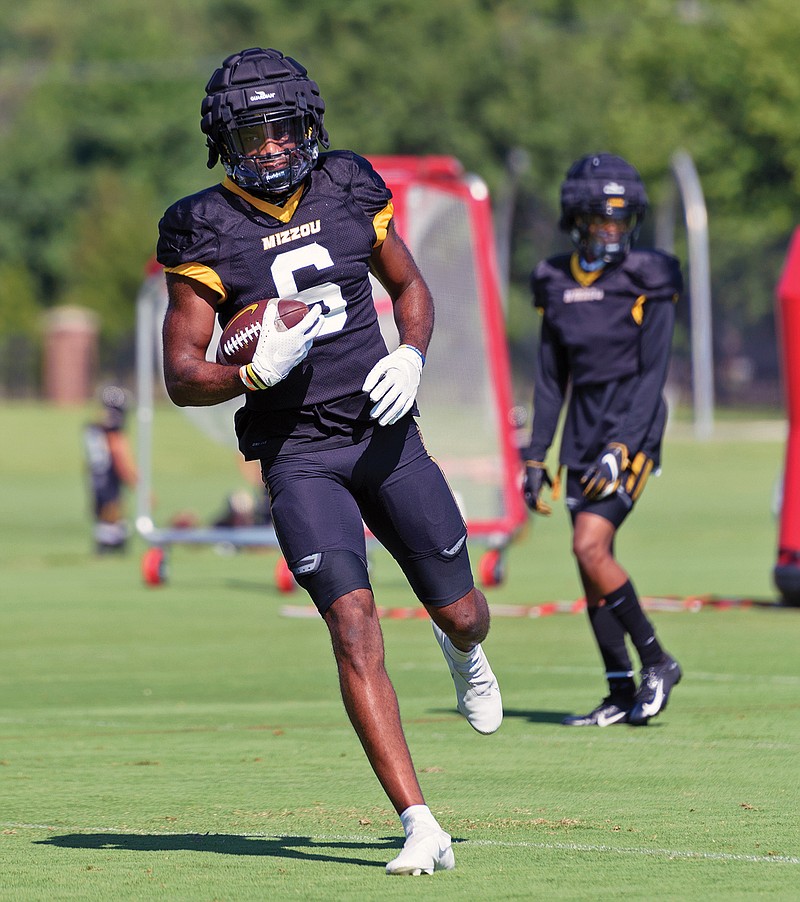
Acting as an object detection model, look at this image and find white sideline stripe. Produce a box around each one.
[463,839,800,865]
[512,665,800,687]
[2,823,798,865]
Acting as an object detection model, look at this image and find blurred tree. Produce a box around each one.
[0,0,796,404]
[0,262,41,395]
[61,170,160,337]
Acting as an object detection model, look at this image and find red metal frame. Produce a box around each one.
[369,156,526,539]
[137,157,525,588]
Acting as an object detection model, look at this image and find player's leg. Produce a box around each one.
[95,495,128,553]
[263,447,453,874]
[574,516,681,723]
[326,586,455,874]
[358,422,502,735]
[426,587,502,735]
[565,515,637,724]
[568,471,681,724]
[323,588,454,875]
[323,587,424,812]
[427,584,490,647]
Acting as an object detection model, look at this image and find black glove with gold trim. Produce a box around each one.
[581,443,629,500]
[523,460,559,515]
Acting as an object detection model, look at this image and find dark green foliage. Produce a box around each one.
[0,0,797,380]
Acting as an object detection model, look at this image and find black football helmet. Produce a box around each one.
[101,385,128,429]
[201,48,329,200]
[559,153,648,264]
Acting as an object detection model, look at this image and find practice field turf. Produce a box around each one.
[2,402,798,901]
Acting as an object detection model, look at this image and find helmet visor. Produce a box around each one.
[579,213,634,235]
[574,213,636,263]
[229,114,308,158]
[221,112,317,198]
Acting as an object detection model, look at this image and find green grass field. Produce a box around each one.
[2,402,799,900]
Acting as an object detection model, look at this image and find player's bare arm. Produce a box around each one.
[370,222,434,354]
[362,224,434,426]
[162,273,247,407]
[107,430,138,486]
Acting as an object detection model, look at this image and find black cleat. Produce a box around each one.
[561,696,634,727]
[629,655,682,725]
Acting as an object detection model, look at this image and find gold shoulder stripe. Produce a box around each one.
[373,202,394,246]
[164,263,227,302]
[221,177,304,222]
[632,294,646,325]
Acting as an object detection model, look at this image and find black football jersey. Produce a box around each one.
[84,422,121,498]
[527,250,682,469]
[157,151,395,457]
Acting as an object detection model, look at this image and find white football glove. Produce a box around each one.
[240,301,324,391]
[362,345,424,427]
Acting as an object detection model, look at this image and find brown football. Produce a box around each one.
[216,299,310,365]
[274,298,310,332]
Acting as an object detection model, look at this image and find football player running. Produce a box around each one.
[158,48,501,876]
[522,153,683,727]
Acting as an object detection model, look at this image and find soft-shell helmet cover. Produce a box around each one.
[559,153,648,263]
[201,48,328,199]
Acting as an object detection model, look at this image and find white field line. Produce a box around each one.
[518,665,800,686]
[2,823,798,865]
[463,838,800,865]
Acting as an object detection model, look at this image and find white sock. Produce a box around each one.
[400,805,440,838]
[445,636,474,662]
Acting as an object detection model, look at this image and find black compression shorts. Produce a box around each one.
[261,418,474,613]
[565,468,637,529]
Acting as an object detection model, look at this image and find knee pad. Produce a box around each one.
[289,549,371,614]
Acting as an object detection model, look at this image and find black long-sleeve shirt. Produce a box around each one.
[526,249,683,470]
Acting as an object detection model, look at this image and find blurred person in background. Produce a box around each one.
[83,385,138,553]
[522,153,684,727]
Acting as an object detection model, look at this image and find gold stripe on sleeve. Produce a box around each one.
[631,294,646,325]
[373,202,394,246]
[163,263,227,302]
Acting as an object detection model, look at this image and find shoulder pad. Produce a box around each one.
[625,249,683,298]
[317,151,392,217]
[157,189,222,268]
[530,254,571,309]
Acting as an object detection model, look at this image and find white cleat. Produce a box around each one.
[385,828,455,876]
[432,622,503,734]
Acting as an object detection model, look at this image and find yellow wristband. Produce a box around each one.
[239,364,268,391]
